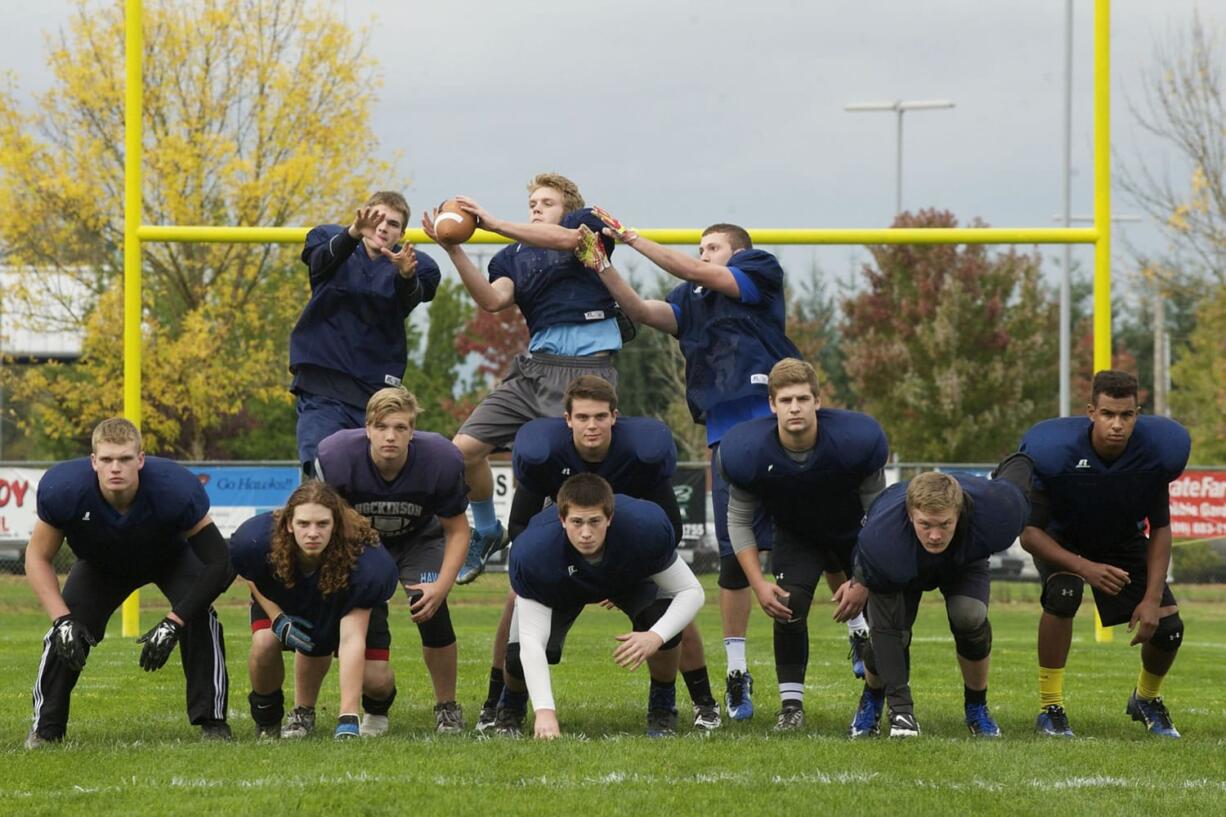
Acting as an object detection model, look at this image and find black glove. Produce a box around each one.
[137,617,183,671]
[272,613,316,653]
[51,614,96,672]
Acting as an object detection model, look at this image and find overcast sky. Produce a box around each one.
[5,1,1223,297]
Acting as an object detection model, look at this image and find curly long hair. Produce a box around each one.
[269,482,381,596]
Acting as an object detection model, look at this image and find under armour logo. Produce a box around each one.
[1075,459,1091,469]
[776,572,784,581]
[81,511,91,522]
[1060,588,1075,596]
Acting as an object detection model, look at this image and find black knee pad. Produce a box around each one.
[719,555,750,590]
[953,618,993,661]
[1149,613,1184,653]
[778,585,814,623]
[416,601,457,648]
[248,689,284,728]
[362,685,397,716]
[633,599,682,650]
[1041,573,1084,618]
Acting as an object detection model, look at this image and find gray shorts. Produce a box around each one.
[457,352,618,448]
[388,517,445,595]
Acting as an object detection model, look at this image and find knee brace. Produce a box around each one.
[1041,573,1084,618]
[416,601,457,649]
[778,585,814,624]
[953,618,993,662]
[1149,613,1184,653]
[719,555,750,590]
[633,600,682,650]
[248,689,284,728]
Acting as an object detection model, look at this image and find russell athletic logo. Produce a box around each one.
[1075,459,1091,469]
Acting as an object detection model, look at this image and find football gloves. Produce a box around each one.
[574,224,611,272]
[137,616,183,671]
[51,614,96,672]
[272,613,316,653]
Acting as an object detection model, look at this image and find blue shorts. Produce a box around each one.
[711,441,774,559]
[295,392,367,475]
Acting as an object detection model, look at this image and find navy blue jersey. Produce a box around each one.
[487,208,617,338]
[316,428,468,551]
[36,457,210,573]
[665,249,800,425]
[510,495,676,609]
[719,410,888,546]
[512,416,676,500]
[855,475,1029,593]
[290,225,441,399]
[230,512,398,653]
[1020,415,1190,551]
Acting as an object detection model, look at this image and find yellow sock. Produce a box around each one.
[1039,666,1065,710]
[1137,668,1165,700]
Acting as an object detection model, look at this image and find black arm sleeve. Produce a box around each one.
[643,479,684,547]
[171,523,236,622]
[508,484,550,542]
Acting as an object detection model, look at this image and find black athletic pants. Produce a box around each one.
[31,549,229,740]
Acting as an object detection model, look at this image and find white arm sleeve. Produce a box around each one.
[514,596,557,712]
[646,558,705,643]
[727,484,763,554]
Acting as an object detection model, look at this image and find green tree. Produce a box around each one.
[401,280,474,439]
[1170,285,1226,462]
[0,0,391,458]
[786,262,851,407]
[841,210,1058,462]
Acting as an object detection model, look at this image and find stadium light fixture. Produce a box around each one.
[844,99,956,214]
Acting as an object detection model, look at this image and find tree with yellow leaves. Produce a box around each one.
[0,0,394,458]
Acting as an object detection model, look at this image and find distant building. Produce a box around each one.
[0,267,86,362]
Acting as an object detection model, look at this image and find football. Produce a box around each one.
[434,199,477,243]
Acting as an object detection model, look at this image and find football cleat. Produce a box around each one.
[492,703,525,737]
[964,702,1002,738]
[692,702,722,731]
[434,701,464,734]
[281,706,316,739]
[457,523,506,585]
[1035,704,1074,737]
[725,670,754,721]
[474,705,498,735]
[848,630,870,679]
[255,723,281,740]
[24,730,58,750]
[848,687,885,738]
[334,716,360,740]
[199,720,232,741]
[359,713,389,738]
[646,707,679,738]
[774,702,805,732]
[888,711,920,738]
[1126,691,1180,738]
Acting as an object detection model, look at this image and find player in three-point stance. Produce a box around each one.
[1019,370,1191,738]
[314,388,470,734]
[231,482,399,740]
[25,418,232,747]
[717,359,887,731]
[499,474,704,738]
[422,174,623,584]
[473,376,721,734]
[290,191,441,477]
[835,456,1033,738]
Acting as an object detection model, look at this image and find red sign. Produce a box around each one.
[1169,470,1226,539]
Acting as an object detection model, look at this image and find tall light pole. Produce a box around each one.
[844,99,956,214]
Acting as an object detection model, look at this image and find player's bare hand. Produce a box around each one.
[381,242,418,277]
[613,630,664,670]
[349,207,385,239]
[407,582,447,623]
[832,580,868,623]
[533,708,561,740]
[1128,598,1161,646]
[753,581,793,621]
[453,195,491,226]
[1080,560,1129,596]
[596,598,616,610]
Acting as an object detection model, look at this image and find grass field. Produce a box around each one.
[1,574,1225,816]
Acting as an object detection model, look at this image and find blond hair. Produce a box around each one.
[905,472,964,514]
[527,173,584,213]
[365,387,419,427]
[91,417,142,453]
[767,358,819,400]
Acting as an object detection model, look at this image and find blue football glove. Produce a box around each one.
[137,617,183,671]
[334,715,360,740]
[272,613,315,653]
[51,614,96,673]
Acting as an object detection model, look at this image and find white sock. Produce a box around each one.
[724,637,747,674]
[846,614,868,635]
[779,683,805,705]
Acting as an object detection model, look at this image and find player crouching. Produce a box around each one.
[231,482,398,740]
[496,474,704,739]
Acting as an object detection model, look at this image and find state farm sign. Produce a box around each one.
[1169,470,1226,539]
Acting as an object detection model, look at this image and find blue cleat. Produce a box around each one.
[724,670,754,721]
[848,629,869,679]
[965,702,1002,737]
[848,687,884,738]
[1126,691,1180,738]
[1035,704,1074,737]
[457,522,505,585]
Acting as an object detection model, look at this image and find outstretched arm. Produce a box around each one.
[454,196,580,251]
[423,208,516,312]
[594,260,678,334]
